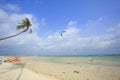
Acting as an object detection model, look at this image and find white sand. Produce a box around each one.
[22,57,120,80]
[0,62,59,80]
[1,56,120,80]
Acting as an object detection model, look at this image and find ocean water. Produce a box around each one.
[32,55,120,67]
[86,55,120,62]
[34,55,120,64]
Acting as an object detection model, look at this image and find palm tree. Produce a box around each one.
[0,18,32,41]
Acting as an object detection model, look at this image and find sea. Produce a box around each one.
[33,55,120,67]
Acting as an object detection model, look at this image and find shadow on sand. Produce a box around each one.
[0,68,16,74]
[0,63,25,80]
[15,63,25,80]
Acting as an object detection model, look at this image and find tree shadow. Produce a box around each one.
[0,63,25,80]
[0,68,16,74]
[16,63,25,80]
[0,65,19,75]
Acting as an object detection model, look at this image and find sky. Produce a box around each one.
[0,0,120,56]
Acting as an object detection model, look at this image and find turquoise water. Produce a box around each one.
[87,55,120,62]
[35,55,120,63]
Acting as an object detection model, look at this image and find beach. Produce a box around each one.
[0,62,59,80]
[22,56,120,80]
[1,56,120,80]
[0,0,120,80]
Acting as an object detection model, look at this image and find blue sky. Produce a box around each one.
[0,0,120,55]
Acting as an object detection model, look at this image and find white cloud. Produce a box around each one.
[0,9,8,19]
[68,21,78,27]
[0,4,20,12]
[107,23,120,35]
[0,9,120,55]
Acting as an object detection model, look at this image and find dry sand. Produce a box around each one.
[0,56,60,80]
[0,62,59,80]
[22,57,120,80]
[1,56,120,80]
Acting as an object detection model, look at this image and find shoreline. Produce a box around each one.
[22,57,120,80]
[1,56,120,80]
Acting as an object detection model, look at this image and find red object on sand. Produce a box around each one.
[7,59,13,62]
[7,57,21,63]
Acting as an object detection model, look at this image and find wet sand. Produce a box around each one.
[22,56,120,80]
[1,56,120,80]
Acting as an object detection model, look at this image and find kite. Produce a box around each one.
[61,31,66,37]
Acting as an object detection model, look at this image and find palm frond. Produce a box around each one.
[26,18,31,26]
[21,20,27,25]
[16,18,32,31]
[29,28,32,33]
[22,18,31,27]
[16,24,26,30]
[0,18,32,41]
[25,18,30,23]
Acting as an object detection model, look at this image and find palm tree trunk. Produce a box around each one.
[0,28,28,41]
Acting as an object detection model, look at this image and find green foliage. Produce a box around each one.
[0,18,32,41]
[16,25,26,30]
[16,18,32,33]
